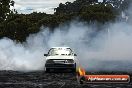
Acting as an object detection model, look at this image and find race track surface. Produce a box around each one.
[0,71,131,88]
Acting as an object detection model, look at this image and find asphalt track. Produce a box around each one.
[0,71,131,88]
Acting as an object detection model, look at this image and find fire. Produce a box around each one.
[78,67,86,76]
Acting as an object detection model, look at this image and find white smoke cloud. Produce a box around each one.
[0,38,45,71]
[0,20,132,72]
[2,2,132,71]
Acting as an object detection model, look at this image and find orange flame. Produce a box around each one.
[78,67,86,76]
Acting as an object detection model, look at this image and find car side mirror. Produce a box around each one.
[74,54,77,56]
[44,54,48,56]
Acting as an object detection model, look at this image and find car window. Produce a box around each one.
[48,48,72,56]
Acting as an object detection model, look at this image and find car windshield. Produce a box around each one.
[48,48,72,56]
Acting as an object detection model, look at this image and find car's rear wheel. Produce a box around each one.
[45,68,50,73]
[71,63,76,72]
[71,67,76,72]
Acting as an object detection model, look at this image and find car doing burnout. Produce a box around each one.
[44,47,77,72]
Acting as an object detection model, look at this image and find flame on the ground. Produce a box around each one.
[78,67,86,76]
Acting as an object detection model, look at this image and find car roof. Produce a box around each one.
[51,47,70,49]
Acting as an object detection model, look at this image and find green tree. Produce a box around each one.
[79,4,116,23]
[0,0,14,23]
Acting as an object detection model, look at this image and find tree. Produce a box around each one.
[0,0,14,23]
[0,0,130,42]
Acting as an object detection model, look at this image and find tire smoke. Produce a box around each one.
[1,7,132,71]
[0,20,132,71]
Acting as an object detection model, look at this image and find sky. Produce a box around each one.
[12,0,103,14]
[12,0,74,14]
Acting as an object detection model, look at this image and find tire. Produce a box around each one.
[71,63,76,72]
[45,68,50,73]
[71,67,76,72]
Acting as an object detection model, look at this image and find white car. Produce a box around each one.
[44,47,77,72]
